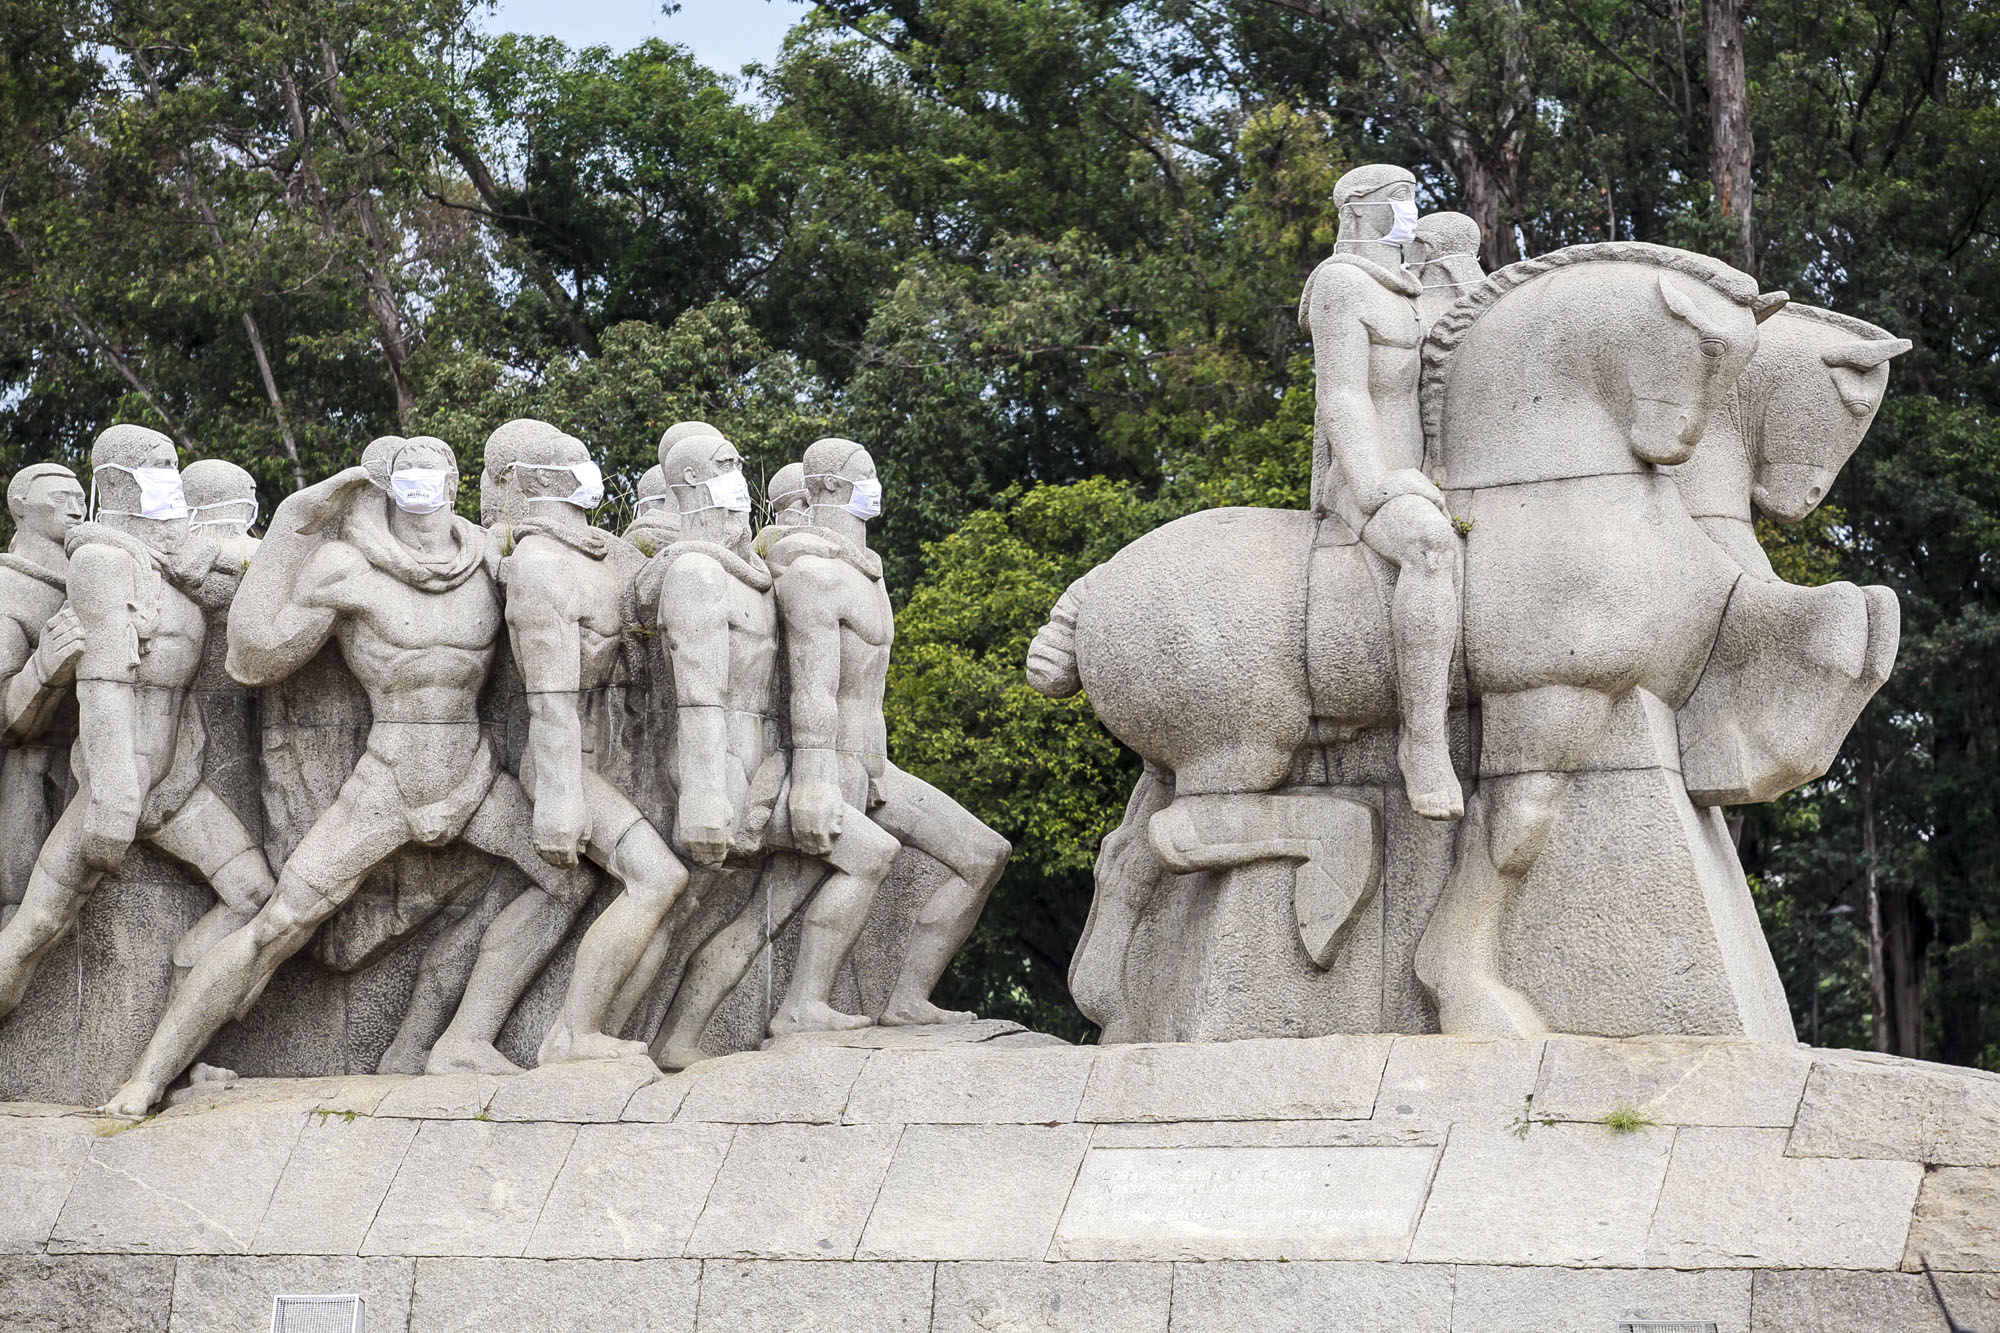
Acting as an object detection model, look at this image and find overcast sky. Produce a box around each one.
[482,0,815,75]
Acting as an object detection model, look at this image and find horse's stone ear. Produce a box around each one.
[1752,290,1790,322]
[1824,337,1913,369]
[1657,271,1713,331]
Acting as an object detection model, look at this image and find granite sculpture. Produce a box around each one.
[1030,165,1905,1044]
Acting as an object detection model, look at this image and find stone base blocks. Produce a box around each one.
[6,1034,2000,1332]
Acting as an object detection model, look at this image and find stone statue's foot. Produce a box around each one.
[98,1080,159,1119]
[1433,976,1545,1038]
[537,1028,651,1067]
[879,999,977,1027]
[768,1001,875,1037]
[656,1046,711,1072]
[1398,734,1465,821]
[424,1038,526,1077]
[377,1038,432,1077]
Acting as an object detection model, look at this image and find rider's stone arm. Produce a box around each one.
[504,547,588,864]
[658,554,736,865]
[224,469,366,688]
[68,544,145,868]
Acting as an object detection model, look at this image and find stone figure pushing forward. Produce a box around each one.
[1299,162,1465,821]
[103,435,591,1113]
[436,420,690,1068]
[0,426,278,1025]
[0,463,86,921]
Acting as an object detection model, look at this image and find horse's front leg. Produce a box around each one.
[1415,684,1615,1035]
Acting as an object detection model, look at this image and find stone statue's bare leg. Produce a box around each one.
[425,771,643,1075]
[1067,763,1171,1041]
[0,748,57,922]
[604,868,725,1042]
[99,767,420,1115]
[378,864,527,1075]
[540,798,692,1066]
[769,807,900,1037]
[1365,495,1465,821]
[149,783,278,987]
[652,854,826,1069]
[0,790,103,1020]
[870,763,1010,1026]
[1415,684,1613,1035]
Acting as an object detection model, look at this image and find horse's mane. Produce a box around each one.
[1420,242,1761,452]
[1772,302,1898,342]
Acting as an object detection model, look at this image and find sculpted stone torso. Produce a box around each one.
[774,534,893,796]
[1301,255,1426,530]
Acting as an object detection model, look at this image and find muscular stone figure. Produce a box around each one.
[424,420,690,1068]
[1411,210,1487,333]
[0,426,277,1024]
[102,435,591,1113]
[0,465,86,920]
[182,459,261,568]
[1300,162,1465,820]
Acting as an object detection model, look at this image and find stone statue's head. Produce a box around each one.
[88,424,185,537]
[657,420,724,470]
[1413,211,1484,283]
[801,437,882,525]
[7,462,85,545]
[1333,163,1418,248]
[182,458,259,537]
[363,435,459,517]
[664,430,752,543]
[506,421,600,514]
[1740,305,1912,522]
[633,465,669,518]
[766,461,809,527]
[482,418,567,527]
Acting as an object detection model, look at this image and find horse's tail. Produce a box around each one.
[1026,572,1092,698]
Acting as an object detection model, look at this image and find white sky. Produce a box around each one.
[481,0,816,75]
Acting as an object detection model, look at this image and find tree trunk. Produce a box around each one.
[1861,721,1924,1056]
[1704,0,1757,274]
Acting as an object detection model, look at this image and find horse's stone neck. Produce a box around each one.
[1662,389,1756,523]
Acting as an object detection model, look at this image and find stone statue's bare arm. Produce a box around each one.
[776,560,847,855]
[225,466,373,687]
[1307,267,1442,516]
[0,608,80,747]
[504,546,589,868]
[66,543,145,870]
[659,555,735,866]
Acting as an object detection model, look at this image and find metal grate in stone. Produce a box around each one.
[270,1294,365,1333]
[1617,1324,1718,1333]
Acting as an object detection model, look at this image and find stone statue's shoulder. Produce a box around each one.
[1300,252,1422,331]
[64,521,157,570]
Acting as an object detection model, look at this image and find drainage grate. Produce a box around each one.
[1618,1323,1719,1333]
[270,1294,365,1333]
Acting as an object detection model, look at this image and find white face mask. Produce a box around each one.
[633,494,668,516]
[700,468,753,514]
[389,467,452,515]
[91,464,189,521]
[770,490,809,526]
[514,460,604,509]
[1356,198,1420,245]
[839,476,883,520]
[189,498,259,530]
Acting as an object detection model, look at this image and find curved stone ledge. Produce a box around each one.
[5,1034,1999,1331]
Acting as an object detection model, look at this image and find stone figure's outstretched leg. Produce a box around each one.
[769,809,901,1037]
[540,808,692,1067]
[0,790,103,1020]
[869,762,1010,1026]
[379,865,526,1075]
[1415,684,1613,1035]
[652,855,825,1069]
[605,869,723,1042]
[148,783,279,988]
[432,768,644,1072]
[1365,494,1465,822]
[1067,763,1173,1042]
[100,774,415,1116]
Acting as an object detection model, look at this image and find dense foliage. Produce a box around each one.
[3,0,1995,1056]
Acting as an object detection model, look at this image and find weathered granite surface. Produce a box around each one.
[5,1034,1995,1332]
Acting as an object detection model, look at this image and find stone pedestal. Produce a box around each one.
[7,1034,1996,1332]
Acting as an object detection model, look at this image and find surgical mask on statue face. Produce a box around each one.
[1356,198,1420,245]
[91,464,189,521]
[698,468,753,514]
[633,494,667,516]
[839,476,883,520]
[514,460,605,509]
[190,499,259,531]
[389,467,452,515]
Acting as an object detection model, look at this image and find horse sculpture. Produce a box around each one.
[1028,242,1903,1042]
